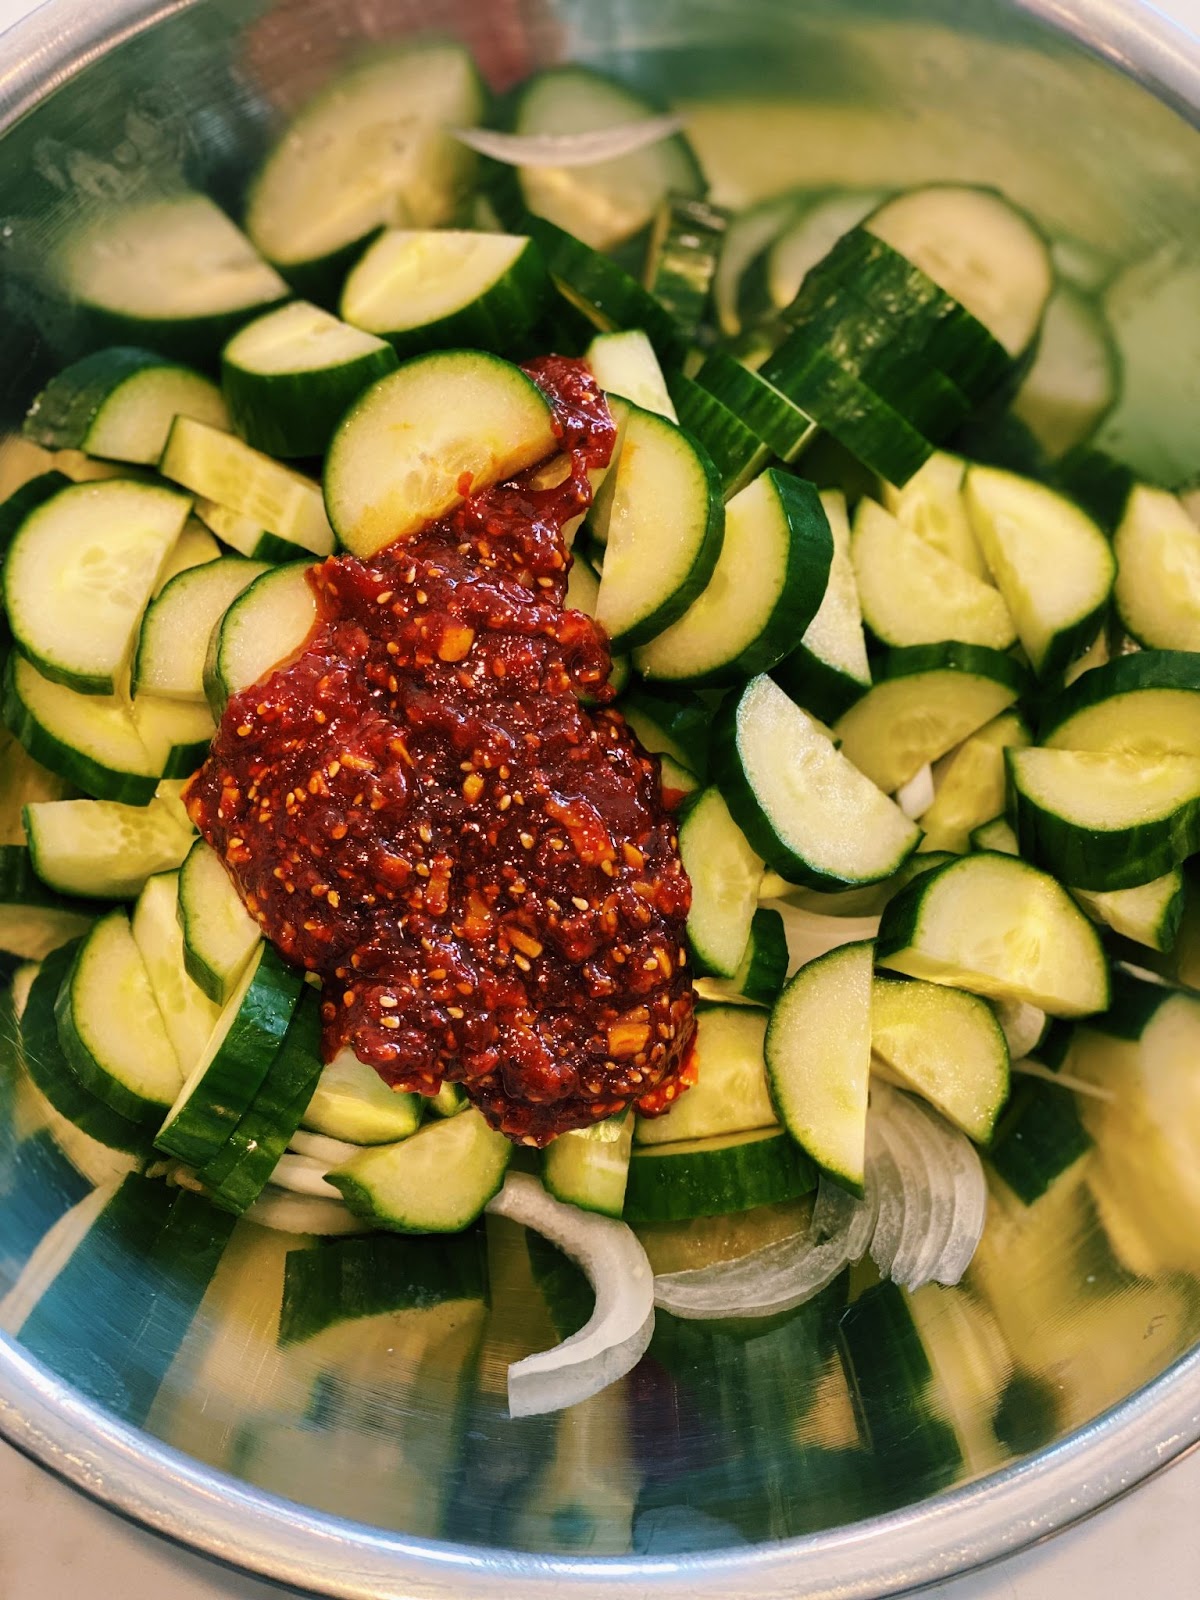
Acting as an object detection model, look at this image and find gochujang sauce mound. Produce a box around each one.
[187,357,696,1144]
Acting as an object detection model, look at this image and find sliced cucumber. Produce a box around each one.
[643,194,727,342]
[54,908,182,1123]
[1039,650,1200,756]
[342,230,546,359]
[203,562,318,719]
[634,469,831,683]
[130,871,221,1079]
[1074,871,1184,955]
[664,371,770,498]
[329,1107,511,1233]
[679,786,763,978]
[880,452,986,579]
[133,556,269,702]
[585,330,676,421]
[24,794,193,900]
[870,976,1009,1143]
[970,816,1019,856]
[24,348,229,465]
[765,940,874,1194]
[155,943,304,1167]
[4,656,161,804]
[767,189,887,312]
[918,712,1030,855]
[157,518,221,589]
[192,496,319,565]
[127,695,212,782]
[541,1112,633,1219]
[695,906,789,1007]
[0,847,96,961]
[619,683,711,776]
[714,190,808,338]
[851,498,1014,651]
[963,466,1114,677]
[527,218,687,362]
[245,42,485,295]
[1112,486,1200,651]
[510,66,704,253]
[221,301,397,459]
[592,401,723,650]
[1010,285,1118,459]
[4,478,190,695]
[1008,745,1200,892]
[877,853,1109,1017]
[717,675,920,890]
[622,1124,815,1223]
[301,1047,422,1146]
[59,195,287,362]
[834,643,1026,795]
[176,839,261,1005]
[325,349,558,558]
[161,416,334,559]
[636,1005,775,1147]
[774,487,871,722]
[562,551,631,697]
[694,349,817,463]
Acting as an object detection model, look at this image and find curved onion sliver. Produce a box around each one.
[866,1115,906,1279]
[895,763,935,820]
[906,1096,987,1286]
[245,1187,369,1236]
[269,1151,343,1198]
[486,1171,654,1417]
[287,1130,363,1167]
[992,997,1047,1061]
[452,115,685,169]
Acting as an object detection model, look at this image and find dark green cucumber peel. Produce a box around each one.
[772,645,870,724]
[222,337,400,459]
[619,683,713,778]
[0,473,72,558]
[665,370,771,497]
[1037,650,1200,744]
[693,349,815,462]
[623,1129,816,1224]
[526,217,687,362]
[23,348,167,451]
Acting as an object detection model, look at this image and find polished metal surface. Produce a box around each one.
[1,2,1199,1595]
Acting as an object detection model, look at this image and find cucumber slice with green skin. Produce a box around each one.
[695,906,789,1007]
[765,940,873,1195]
[324,349,559,559]
[0,848,99,961]
[1073,871,1184,955]
[0,733,73,848]
[3,656,161,804]
[0,472,73,565]
[1007,745,1200,892]
[622,1125,816,1223]
[877,853,1110,1017]
[1039,650,1200,755]
[1010,285,1118,460]
[24,795,193,901]
[54,908,182,1124]
[221,302,398,459]
[244,42,485,299]
[586,330,676,421]
[970,816,1019,856]
[429,1081,468,1119]
[156,518,221,590]
[329,1107,511,1234]
[851,498,1015,651]
[864,185,1052,360]
[199,987,326,1215]
[4,479,191,695]
[1053,444,1137,539]
[714,190,809,338]
[191,497,314,565]
[1112,486,1200,651]
[300,1047,423,1146]
[132,556,269,702]
[643,195,728,342]
[177,839,261,1005]
[592,402,724,650]
[562,551,631,701]
[619,683,711,776]
[541,1112,633,1218]
[694,349,817,462]
[129,696,214,783]
[511,67,705,254]
[160,417,334,560]
[24,348,229,465]
[717,675,920,891]
[664,371,771,498]
[679,786,764,978]
[19,943,149,1155]
[341,231,548,360]
[963,466,1114,678]
[987,1072,1093,1205]
[130,872,221,1080]
[59,196,289,365]
[155,943,304,1167]
[834,643,1027,795]
[203,563,318,720]
[774,488,872,723]
[634,469,832,685]
[768,189,887,313]
[526,218,687,363]
[870,976,1010,1144]
[880,452,987,580]
[918,711,1030,855]
[636,1005,775,1147]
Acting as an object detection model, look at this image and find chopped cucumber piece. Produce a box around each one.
[133,695,218,785]
[528,218,687,362]
[664,370,770,498]
[619,683,711,776]
[203,563,318,719]
[695,906,789,1007]
[1011,285,1118,459]
[1040,650,1200,756]
[623,1125,815,1223]
[0,846,97,961]
[541,1112,633,1218]
[24,795,193,900]
[193,496,320,565]
[157,518,221,589]
[713,189,809,338]
[918,711,1030,854]
[133,556,268,702]
[765,940,874,1194]
[586,330,675,421]
[177,838,261,1005]
[679,786,763,978]
[636,1005,775,1147]
[881,452,986,579]
[131,872,221,1079]
[717,675,920,890]
[695,349,817,463]
[775,487,871,722]
[877,853,1109,1017]
[870,976,1010,1143]
[3,655,160,803]
[1113,486,1200,651]
[329,1107,511,1233]
[301,1047,422,1146]
[643,194,727,342]
[325,350,558,558]
[1074,871,1184,955]
[24,348,229,465]
[970,816,1019,856]
[767,189,886,311]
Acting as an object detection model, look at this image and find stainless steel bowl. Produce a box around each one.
[2,3,1200,1595]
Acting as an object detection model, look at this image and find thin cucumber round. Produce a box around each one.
[176,838,261,1005]
[664,371,771,498]
[1039,650,1200,755]
[133,556,269,702]
[1010,284,1118,459]
[635,1004,775,1147]
[620,683,711,777]
[880,451,987,577]
[917,712,1030,854]
[877,852,1109,1017]
[157,518,221,588]
[1074,870,1184,955]
[328,1107,511,1233]
[679,786,763,978]
[586,330,676,421]
[130,871,222,1081]
[768,189,887,312]
[774,487,872,722]
[191,497,312,565]
[23,795,194,901]
[0,846,99,962]
[203,562,319,720]
[643,194,728,342]
[694,349,816,463]
[301,1047,423,1146]
[634,469,832,684]
[622,1124,816,1223]
[765,940,874,1194]
[541,1113,633,1219]
[1112,485,1200,651]
[696,905,790,1007]
[324,349,558,559]
[526,217,687,362]
[130,696,216,782]
[970,816,1019,856]
[716,675,920,890]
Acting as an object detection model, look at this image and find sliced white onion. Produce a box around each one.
[903,1094,988,1287]
[766,900,881,976]
[486,1172,654,1418]
[866,1116,906,1279]
[894,764,935,820]
[245,1187,369,1236]
[452,115,685,169]
[269,1151,343,1199]
[991,997,1047,1061]
[287,1130,363,1166]
[878,1095,935,1288]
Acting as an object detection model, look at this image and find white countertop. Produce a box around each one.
[2,0,1200,1593]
